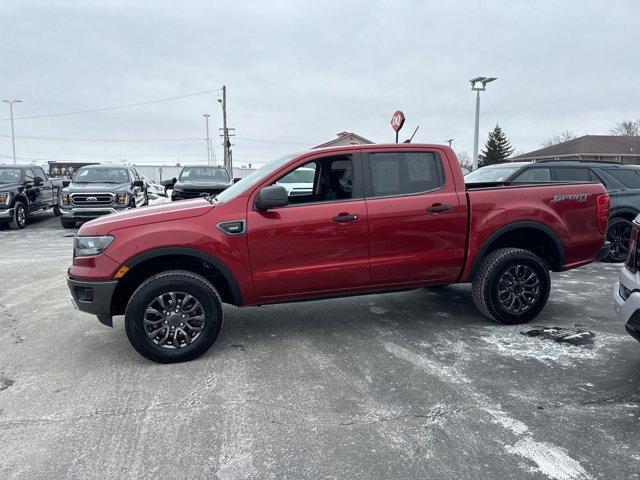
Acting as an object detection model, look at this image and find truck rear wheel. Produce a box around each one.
[472,248,550,325]
[125,270,223,363]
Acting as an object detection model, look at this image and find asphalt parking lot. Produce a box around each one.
[0,213,639,480]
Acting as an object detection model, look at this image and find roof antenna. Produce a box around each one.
[403,125,419,143]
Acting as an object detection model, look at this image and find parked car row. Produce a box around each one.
[465,160,640,262]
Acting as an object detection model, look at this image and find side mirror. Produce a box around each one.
[62,180,71,188]
[132,180,144,188]
[254,185,289,211]
[172,177,177,184]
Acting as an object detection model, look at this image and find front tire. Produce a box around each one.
[53,205,62,216]
[61,219,76,229]
[125,270,223,363]
[8,201,27,229]
[605,217,633,263]
[472,248,550,325]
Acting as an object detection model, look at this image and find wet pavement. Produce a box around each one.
[0,213,639,479]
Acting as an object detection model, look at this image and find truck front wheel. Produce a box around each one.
[125,270,223,363]
[472,248,550,325]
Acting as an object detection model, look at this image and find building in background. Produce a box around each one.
[314,131,374,149]
[513,135,640,164]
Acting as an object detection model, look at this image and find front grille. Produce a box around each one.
[70,193,115,206]
[178,188,225,199]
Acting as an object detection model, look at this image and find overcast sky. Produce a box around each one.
[1,0,638,167]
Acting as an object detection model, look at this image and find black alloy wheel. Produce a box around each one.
[606,218,633,263]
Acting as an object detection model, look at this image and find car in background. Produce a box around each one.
[58,164,147,228]
[466,160,640,262]
[138,172,168,200]
[0,164,64,229]
[170,165,233,201]
[276,165,315,197]
[613,216,640,343]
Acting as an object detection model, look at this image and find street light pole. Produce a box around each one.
[469,77,497,171]
[3,99,21,164]
[203,114,211,166]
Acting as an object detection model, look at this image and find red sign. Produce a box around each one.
[391,111,405,132]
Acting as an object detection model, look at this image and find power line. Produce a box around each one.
[0,133,314,145]
[0,89,221,121]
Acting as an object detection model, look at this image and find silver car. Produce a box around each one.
[613,216,640,342]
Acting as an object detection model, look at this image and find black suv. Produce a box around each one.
[58,164,147,228]
[0,164,63,229]
[465,160,640,262]
[170,165,233,201]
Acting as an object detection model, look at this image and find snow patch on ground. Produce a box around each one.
[478,326,627,367]
[506,437,593,480]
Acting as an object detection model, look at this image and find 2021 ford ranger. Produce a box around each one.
[67,144,610,363]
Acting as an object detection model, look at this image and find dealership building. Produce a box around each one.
[513,135,640,164]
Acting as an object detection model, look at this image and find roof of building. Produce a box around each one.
[513,135,640,160]
[314,131,374,149]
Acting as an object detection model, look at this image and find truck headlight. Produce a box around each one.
[74,235,114,257]
[116,193,128,204]
[0,191,11,205]
[60,193,70,205]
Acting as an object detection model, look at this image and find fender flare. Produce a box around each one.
[608,206,638,220]
[124,247,243,305]
[466,221,566,281]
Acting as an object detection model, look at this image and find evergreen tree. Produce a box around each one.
[478,124,514,167]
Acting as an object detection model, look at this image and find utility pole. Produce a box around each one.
[203,114,212,166]
[3,99,21,164]
[218,85,235,175]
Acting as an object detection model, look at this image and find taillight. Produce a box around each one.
[596,193,610,235]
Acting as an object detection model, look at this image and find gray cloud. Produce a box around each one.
[1,0,638,166]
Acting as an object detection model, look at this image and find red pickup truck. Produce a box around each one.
[67,144,609,363]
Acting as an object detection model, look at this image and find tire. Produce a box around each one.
[53,205,62,216]
[125,270,223,363]
[605,217,633,263]
[8,201,27,229]
[61,219,76,229]
[472,248,550,325]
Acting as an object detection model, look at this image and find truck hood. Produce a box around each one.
[66,182,131,193]
[0,182,21,191]
[78,198,213,235]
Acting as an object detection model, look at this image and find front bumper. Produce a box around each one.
[0,207,14,219]
[613,266,640,343]
[60,206,129,220]
[67,277,118,327]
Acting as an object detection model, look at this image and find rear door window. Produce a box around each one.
[365,151,443,198]
[553,167,592,182]
[512,168,551,182]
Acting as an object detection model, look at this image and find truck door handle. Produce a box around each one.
[333,213,359,223]
[427,203,452,213]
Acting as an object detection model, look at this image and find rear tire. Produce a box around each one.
[61,219,76,229]
[605,217,633,263]
[125,270,223,363]
[472,248,550,325]
[8,201,27,229]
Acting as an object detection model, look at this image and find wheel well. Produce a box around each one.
[471,226,563,280]
[610,210,637,222]
[111,254,239,315]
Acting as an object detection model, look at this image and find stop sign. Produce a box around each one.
[391,111,405,132]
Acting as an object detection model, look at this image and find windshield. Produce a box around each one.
[465,165,522,183]
[0,168,22,183]
[73,167,130,184]
[214,153,298,204]
[179,166,230,182]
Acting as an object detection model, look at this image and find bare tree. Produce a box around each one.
[542,131,577,147]
[610,120,640,136]
[456,151,472,173]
